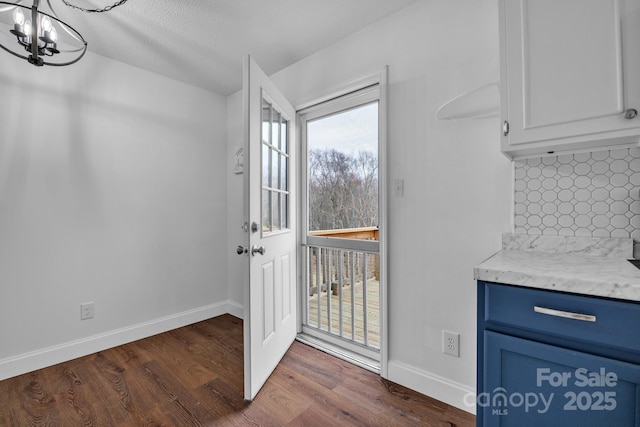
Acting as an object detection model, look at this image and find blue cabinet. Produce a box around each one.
[477,281,640,426]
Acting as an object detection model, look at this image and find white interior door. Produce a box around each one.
[243,56,297,401]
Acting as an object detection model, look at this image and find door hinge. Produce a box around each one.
[502,120,510,136]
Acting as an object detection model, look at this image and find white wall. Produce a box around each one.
[226,0,512,412]
[226,91,245,312]
[0,52,229,379]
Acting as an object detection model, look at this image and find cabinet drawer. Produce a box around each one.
[482,331,640,426]
[483,282,640,353]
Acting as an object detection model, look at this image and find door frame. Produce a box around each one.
[295,67,389,377]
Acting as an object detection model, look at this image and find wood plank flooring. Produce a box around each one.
[0,314,475,426]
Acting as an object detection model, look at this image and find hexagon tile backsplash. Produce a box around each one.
[514,147,640,256]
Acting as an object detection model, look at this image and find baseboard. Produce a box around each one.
[387,360,476,415]
[0,300,237,381]
[226,300,244,319]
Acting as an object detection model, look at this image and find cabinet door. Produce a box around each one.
[500,0,640,157]
[481,331,640,427]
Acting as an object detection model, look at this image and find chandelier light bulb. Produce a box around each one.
[23,19,31,36]
[12,7,24,25]
[49,27,57,42]
[41,15,51,33]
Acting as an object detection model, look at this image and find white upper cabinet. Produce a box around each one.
[500,0,640,158]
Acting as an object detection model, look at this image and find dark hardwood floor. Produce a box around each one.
[0,314,475,426]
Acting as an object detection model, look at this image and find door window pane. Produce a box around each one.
[262,100,271,144]
[281,194,288,230]
[261,97,290,236]
[280,152,288,191]
[307,102,379,240]
[262,189,271,232]
[262,143,270,187]
[272,148,279,191]
[281,118,288,153]
[272,109,281,150]
[272,191,281,232]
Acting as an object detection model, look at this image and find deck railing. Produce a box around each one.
[308,226,379,280]
[305,227,380,350]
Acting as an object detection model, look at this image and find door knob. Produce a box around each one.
[251,245,265,256]
[624,108,638,119]
[236,245,247,255]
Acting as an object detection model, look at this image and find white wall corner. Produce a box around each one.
[0,301,240,382]
[226,301,244,319]
[387,360,476,415]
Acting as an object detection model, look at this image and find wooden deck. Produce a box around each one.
[307,278,380,349]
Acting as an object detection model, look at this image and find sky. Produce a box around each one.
[307,101,378,158]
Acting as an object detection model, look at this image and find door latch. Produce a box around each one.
[251,245,265,256]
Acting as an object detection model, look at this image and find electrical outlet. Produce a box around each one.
[443,330,459,357]
[81,302,94,320]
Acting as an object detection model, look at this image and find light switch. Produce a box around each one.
[393,179,404,197]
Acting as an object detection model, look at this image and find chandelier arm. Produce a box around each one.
[46,0,59,18]
[57,20,83,43]
[56,45,85,53]
[59,0,128,13]
[0,0,21,12]
[42,38,85,66]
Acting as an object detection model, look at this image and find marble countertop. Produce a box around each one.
[474,234,640,302]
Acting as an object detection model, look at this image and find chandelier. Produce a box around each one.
[0,0,127,67]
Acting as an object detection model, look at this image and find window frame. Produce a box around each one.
[298,84,381,253]
[261,90,292,237]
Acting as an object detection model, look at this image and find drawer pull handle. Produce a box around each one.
[534,306,596,322]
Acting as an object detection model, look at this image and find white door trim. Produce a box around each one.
[295,67,389,378]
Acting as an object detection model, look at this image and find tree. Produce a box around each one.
[308,148,378,231]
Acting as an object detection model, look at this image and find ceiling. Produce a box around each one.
[38,0,418,95]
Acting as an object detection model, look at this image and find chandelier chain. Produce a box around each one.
[59,0,129,13]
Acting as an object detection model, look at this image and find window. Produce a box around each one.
[307,102,379,239]
[261,95,290,234]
